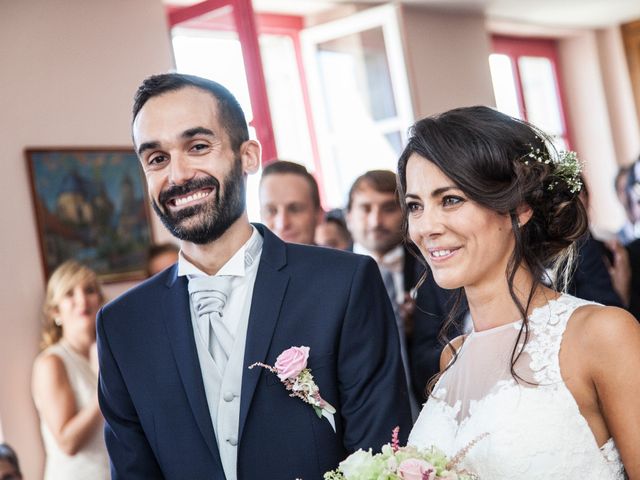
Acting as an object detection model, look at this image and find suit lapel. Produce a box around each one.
[161,269,222,466]
[404,245,425,291]
[239,225,289,441]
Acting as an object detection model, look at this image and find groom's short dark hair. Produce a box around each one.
[132,73,249,153]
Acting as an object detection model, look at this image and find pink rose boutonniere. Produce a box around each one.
[249,346,337,431]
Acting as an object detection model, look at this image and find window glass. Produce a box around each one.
[173,31,253,123]
[519,56,564,137]
[489,53,521,119]
[260,34,315,171]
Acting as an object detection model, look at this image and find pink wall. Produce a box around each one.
[597,27,640,167]
[558,29,639,235]
[0,1,173,477]
[399,7,496,118]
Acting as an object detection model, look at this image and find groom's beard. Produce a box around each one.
[152,158,246,244]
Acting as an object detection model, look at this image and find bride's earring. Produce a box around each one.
[54,317,62,326]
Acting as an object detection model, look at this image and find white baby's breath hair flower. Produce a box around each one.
[522,140,583,194]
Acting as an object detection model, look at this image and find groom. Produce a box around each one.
[96,73,412,480]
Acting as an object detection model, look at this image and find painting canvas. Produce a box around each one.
[26,148,153,283]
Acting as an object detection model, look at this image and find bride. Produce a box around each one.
[399,106,639,478]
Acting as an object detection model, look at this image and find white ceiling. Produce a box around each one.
[166,0,640,29]
[413,0,640,28]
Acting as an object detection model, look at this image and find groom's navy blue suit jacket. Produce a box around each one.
[97,224,412,480]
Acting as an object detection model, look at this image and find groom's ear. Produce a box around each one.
[240,140,261,175]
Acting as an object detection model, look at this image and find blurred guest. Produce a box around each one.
[614,165,637,245]
[32,260,109,479]
[0,443,22,480]
[345,170,410,347]
[624,158,640,320]
[147,242,179,276]
[315,213,352,250]
[626,237,640,320]
[259,160,323,244]
[624,160,640,240]
[606,238,632,309]
[568,236,625,307]
[608,166,635,306]
[563,181,625,308]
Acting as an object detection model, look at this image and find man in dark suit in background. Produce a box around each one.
[97,73,411,480]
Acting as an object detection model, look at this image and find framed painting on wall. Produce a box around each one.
[26,148,153,283]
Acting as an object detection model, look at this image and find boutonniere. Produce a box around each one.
[249,346,336,432]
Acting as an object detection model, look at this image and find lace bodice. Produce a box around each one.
[409,294,625,479]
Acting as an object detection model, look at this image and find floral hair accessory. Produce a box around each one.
[523,142,583,194]
[324,427,486,480]
[249,346,337,431]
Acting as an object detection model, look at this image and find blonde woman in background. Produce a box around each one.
[32,260,109,479]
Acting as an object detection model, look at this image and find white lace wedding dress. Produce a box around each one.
[408,294,625,479]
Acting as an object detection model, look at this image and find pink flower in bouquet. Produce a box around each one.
[274,346,309,381]
[398,458,436,480]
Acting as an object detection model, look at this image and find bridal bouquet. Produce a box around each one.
[324,428,481,480]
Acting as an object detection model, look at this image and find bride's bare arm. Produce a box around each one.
[586,307,640,478]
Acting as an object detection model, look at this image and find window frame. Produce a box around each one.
[492,35,573,149]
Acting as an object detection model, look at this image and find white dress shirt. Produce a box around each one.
[178,227,263,480]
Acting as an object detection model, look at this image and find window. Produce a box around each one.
[489,36,571,150]
[301,5,414,207]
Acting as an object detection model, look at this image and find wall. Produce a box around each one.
[559,29,638,235]
[597,27,640,167]
[0,1,173,477]
[399,6,496,118]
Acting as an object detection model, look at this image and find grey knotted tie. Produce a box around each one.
[188,275,234,373]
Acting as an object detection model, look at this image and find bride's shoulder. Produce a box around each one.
[567,303,637,340]
[439,335,467,371]
[565,303,640,366]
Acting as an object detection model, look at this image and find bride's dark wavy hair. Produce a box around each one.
[396,106,588,390]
